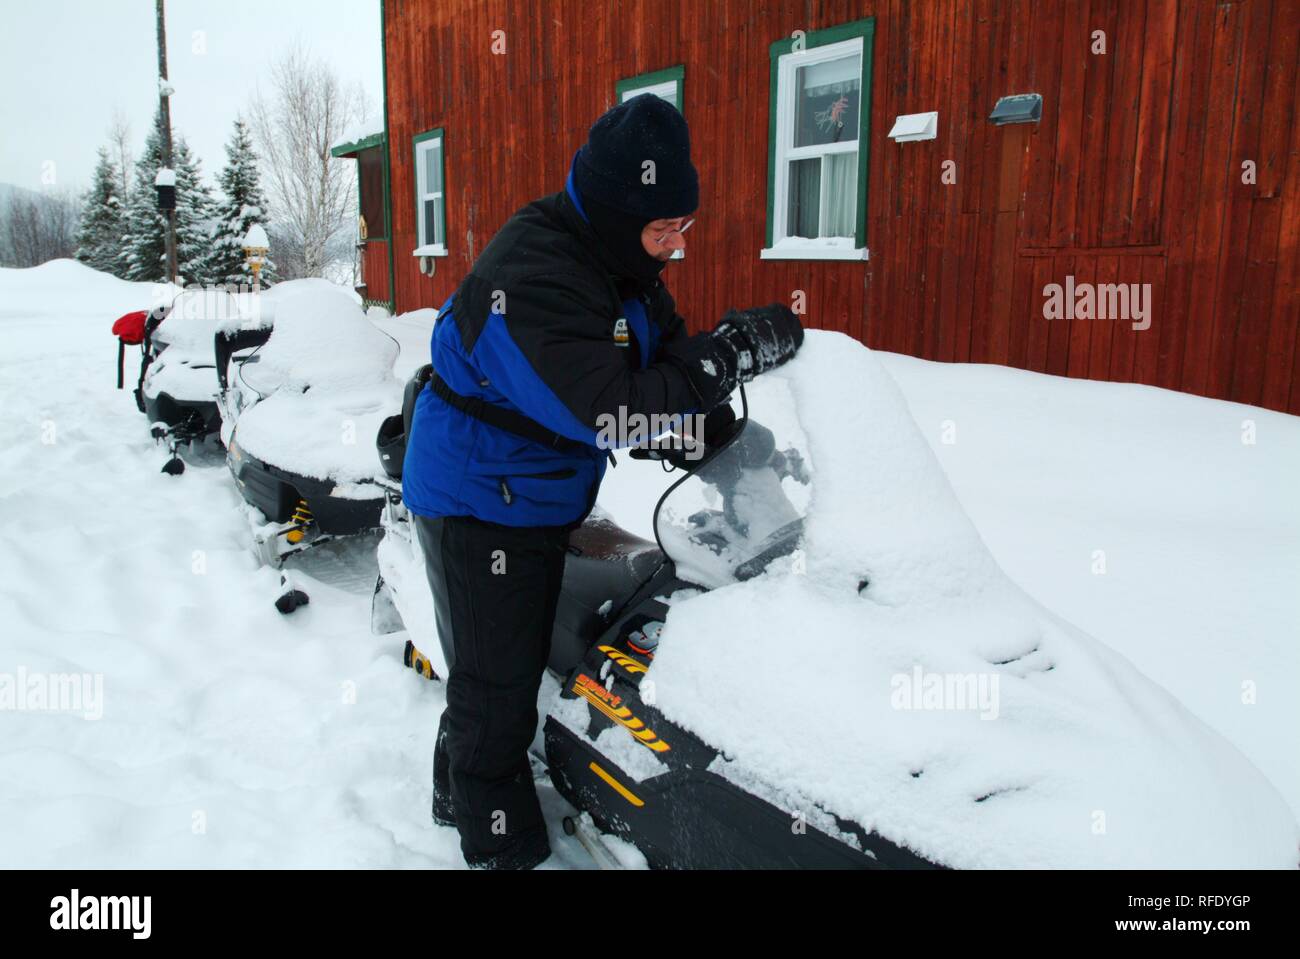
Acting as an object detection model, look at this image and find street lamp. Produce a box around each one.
[242,223,269,294]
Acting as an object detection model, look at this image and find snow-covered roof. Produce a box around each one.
[242,223,269,249]
[330,120,386,157]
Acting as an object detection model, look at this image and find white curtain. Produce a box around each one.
[823,152,857,238]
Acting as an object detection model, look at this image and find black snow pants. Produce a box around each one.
[413,512,570,870]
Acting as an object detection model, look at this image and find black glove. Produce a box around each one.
[713,304,803,381]
[658,305,803,414]
[701,402,738,447]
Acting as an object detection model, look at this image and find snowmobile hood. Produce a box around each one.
[640,331,1299,868]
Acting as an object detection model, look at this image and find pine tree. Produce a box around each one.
[74,147,125,276]
[171,138,217,284]
[206,119,276,287]
[119,110,217,285]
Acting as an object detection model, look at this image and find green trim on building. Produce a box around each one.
[412,127,447,251]
[615,64,685,112]
[330,130,386,158]
[765,17,875,249]
[379,0,396,311]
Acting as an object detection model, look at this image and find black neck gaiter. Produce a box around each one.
[581,195,667,286]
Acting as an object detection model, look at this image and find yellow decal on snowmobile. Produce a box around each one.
[596,644,647,675]
[572,672,671,753]
[589,761,644,807]
[403,640,436,680]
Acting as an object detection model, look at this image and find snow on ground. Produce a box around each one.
[878,353,1300,825]
[1,260,1296,867]
[0,261,601,868]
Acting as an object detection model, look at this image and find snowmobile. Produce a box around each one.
[371,380,938,869]
[112,296,225,474]
[222,286,431,613]
[211,278,367,444]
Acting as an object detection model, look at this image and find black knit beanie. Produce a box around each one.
[574,93,699,217]
[573,93,699,281]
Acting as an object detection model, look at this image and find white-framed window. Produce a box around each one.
[763,31,871,261]
[413,128,447,257]
[621,77,679,107]
[616,65,684,111]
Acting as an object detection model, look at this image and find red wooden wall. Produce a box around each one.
[379,0,1300,412]
[359,239,391,306]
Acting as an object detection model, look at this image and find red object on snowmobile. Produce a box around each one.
[112,310,148,345]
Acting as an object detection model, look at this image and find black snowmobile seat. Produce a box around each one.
[549,516,664,674]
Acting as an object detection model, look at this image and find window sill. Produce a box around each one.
[412,244,448,257]
[760,243,868,261]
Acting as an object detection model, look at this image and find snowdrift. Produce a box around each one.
[645,331,1299,868]
[0,259,177,322]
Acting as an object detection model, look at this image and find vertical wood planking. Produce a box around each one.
[373,0,1298,413]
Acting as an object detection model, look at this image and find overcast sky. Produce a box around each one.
[0,0,383,195]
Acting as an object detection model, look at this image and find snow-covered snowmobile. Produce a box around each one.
[210,278,366,444]
[223,286,431,612]
[112,296,224,474]
[374,326,1300,870]
[371,383,935,868]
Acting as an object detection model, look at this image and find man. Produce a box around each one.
[401,93,803,869]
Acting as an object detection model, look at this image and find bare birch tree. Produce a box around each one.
[108,110,134,201]
[248,44,369,279]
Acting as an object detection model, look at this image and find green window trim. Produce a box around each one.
[615,64,685,113]
[378,0,395,307]
[412,127,448,256]
[765,17,875,253]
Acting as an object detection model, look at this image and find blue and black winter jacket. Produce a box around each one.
[401,169,732,527]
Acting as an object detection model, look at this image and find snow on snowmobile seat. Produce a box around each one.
[548,515,665,675]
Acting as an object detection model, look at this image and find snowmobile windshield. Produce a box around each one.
[652,382,812,590]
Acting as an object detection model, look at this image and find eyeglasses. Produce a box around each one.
[650,218,695,245]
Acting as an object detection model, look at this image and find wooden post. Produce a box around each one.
[156,0,177,286]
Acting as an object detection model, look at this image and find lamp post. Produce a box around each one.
[242,223,270,294]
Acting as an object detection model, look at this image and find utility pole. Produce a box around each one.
[156,0,178,285]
